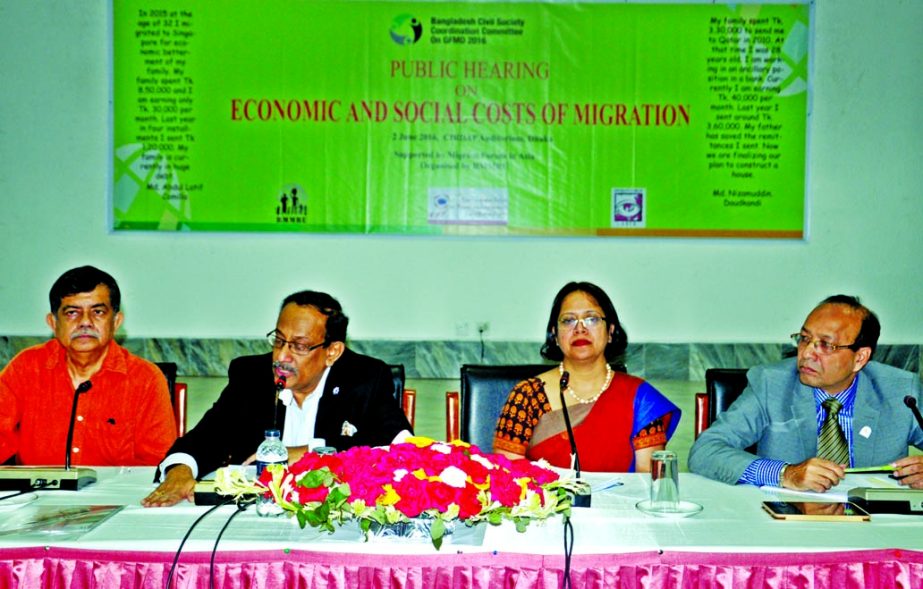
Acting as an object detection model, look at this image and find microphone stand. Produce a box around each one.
[559,371,591,507]
[273,378,286,429]
[846,394,923,515]
[0,380,97,491]
[65,381,93,470]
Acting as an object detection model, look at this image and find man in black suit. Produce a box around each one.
[142,290,412,507]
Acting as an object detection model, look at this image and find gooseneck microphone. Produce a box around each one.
[64,381,93,470]
[558,371,580,473]
[0,380,97,491]
[558,371,590,507]
[273,377,286,428]
[905,396,923,432]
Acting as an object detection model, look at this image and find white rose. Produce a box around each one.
[430,443,452,455]
[471,454,495,469]
[439,465,468,488]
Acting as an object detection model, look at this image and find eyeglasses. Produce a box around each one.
[790,333,857,355]
[266,331,324,355]
[558,314,606,330]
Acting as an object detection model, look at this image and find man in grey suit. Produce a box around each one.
[689,295,923,491]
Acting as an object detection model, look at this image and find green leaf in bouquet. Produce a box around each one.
[328,483,350,507]
[304,500,335,532]
[431,517,445,540]
[431,520,445,550]
[297,467,335,489]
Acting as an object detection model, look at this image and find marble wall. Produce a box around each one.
[1,336,919,381]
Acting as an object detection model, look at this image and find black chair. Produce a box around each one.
[705,368,750,426]
[694,368,750,443]
[155,361,188,435]
[457,364,549,451]
[388,364,405,403]
[388,364,416,429]
[154,362,177,399]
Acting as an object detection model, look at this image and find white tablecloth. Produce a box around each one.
[0,468,920,588]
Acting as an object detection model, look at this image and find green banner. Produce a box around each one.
[113,1,810,237]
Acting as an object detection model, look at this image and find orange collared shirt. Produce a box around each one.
[0,339,176,466]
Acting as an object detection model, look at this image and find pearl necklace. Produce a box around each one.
[559,362,613,405]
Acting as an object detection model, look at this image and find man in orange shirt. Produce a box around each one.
[0,266,176,466]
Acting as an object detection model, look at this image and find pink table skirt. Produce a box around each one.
[1,547,921,589]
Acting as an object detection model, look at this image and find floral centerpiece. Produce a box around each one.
[215,436,586,549]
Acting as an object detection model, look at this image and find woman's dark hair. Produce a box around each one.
[281,290,349,346]
[540,281,628,364]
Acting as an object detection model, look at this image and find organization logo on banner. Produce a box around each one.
[611,188,646,228]
[389,14,423,46]
[428,187,509,225]
[275,185,307,224]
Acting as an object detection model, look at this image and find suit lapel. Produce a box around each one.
[851,373,879,467]
[791,381,818,459]
[315,359,345,442]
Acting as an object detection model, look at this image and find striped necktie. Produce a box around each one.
[817,397,849,465]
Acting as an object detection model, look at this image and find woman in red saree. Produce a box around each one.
[493,282,680,472]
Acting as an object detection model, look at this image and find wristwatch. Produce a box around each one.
[778,464,789,487]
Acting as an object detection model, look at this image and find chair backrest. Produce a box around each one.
[154,362,177,400]
[692,368,753,452]
[402,389,417,430]
[387,364,416,428]
[155,361,187,436]
[693,392,709,439]
[445,391,460,442]
[705,368,750,424]
[460,364,549,451]
[388,364,405,402]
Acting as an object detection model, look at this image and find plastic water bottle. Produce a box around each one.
[255,429,287,517]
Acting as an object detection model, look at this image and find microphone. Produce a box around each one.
[273,377,286,428]
[905,396,923,432]
[65,381,93,470]
[847,395,923,515]
[558,372,580,473]
[0,382,98,491]
[558,370,590,507]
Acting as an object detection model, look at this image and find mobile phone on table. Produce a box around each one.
[761,501,870,521]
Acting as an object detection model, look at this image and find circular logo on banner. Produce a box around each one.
[389,14,422,46]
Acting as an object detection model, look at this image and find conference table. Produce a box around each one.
[0,467,920,588]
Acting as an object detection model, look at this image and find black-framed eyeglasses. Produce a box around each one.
[790,333,857,355]
[266,331,324,355]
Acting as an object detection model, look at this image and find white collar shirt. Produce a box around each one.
[279,366,331,447]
